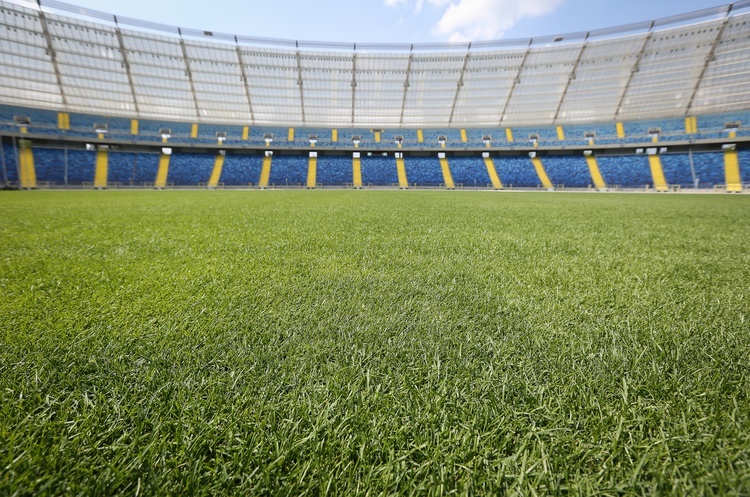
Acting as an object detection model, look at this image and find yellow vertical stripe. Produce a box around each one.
[649,155,668,192]
[729,130,737,139]
[259,155,272,188]
[556,126,565,141]
[652,134,659,143]
[190,123,199,139]
[94,149,108,189]
[505,128,514,143]
[417,129,424,143]
[58,112,69,130]
[130,120,138,135]
[483,156,502,189]
[307,155,317,188]
[155,154,170,189]
[242,126,249,140]
[685,117,694,134]
[460,129,468,143]
[287,128,294,142]
[332,129,338,142]
[395,157,408,188]
[374,131,381,143]
[352,156,362,188]
[585,155,606,190]
[616,122,625,138]
[439,157,455,189]
[531,157,553,189]
[208,154,224,188]
[725,149,742,192]
[19,145,36,189]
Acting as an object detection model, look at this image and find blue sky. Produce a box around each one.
[19,0,734,44]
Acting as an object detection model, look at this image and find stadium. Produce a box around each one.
[1,0,749,494]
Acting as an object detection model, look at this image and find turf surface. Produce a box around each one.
[1,190,749,495]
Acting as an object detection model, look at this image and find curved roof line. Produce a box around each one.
[33,0,750,51]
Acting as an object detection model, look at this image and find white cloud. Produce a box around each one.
[435,0,563,41]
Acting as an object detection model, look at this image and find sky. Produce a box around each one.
[11,0,736,45]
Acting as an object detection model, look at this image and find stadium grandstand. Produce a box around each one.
[1,0,749,191]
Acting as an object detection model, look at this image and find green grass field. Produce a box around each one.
[1,191,749,495]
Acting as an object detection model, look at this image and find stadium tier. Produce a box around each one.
[1,0,749,191]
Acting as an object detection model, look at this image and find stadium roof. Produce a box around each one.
[1,0,750,128]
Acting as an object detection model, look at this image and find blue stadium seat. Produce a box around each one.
[660,153,695,188]
[494,155,540,187]
[2,143,19,184]
[544,155,591,187]
[739,149,750,184]
[65,149,97,185]
[167,153,216,185]
[316,155,352,185]
[449,156,491,187]
[33,147,66,184]
[404,156,443,186]
[108,152,140,185]
[596,155,651,187]
[221,154,263,186]
[268,155,308,187]
[361,155,398,186]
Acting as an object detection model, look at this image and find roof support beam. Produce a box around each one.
[235,40,255,125]
[296,44,306,125]
[114,21,140,115]
[615,22,654,120]
[448,45,471,126]
[35,3,67,107]
[686,5,733,115]
[351,50,357,126]
[553,34,588,123]
[178,31,201,119]
[500,39,533,125]
[399,47,414,127]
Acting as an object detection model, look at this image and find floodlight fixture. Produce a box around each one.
[722,143,737,150]
[264,151,273,157]
[583,150,593,156]
[309,151,317,157]
[162,147,172,155]
[529,151,537,158]
[438,152,446,159]
[482,152,490,158]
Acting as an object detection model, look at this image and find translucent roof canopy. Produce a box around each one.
[1,0,750,127]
